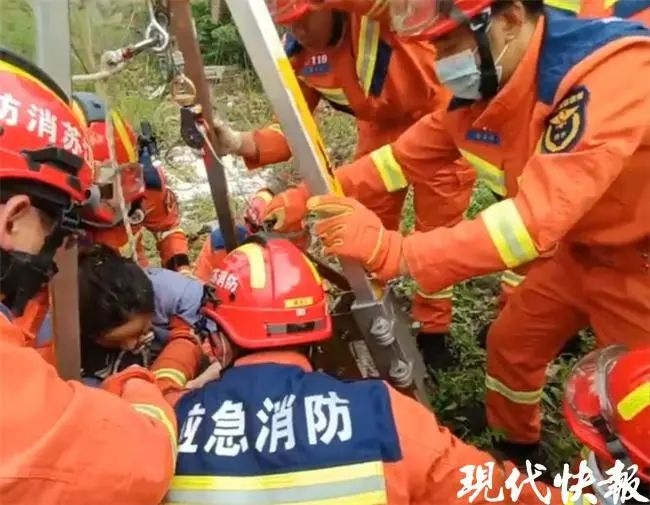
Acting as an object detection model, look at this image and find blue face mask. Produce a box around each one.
[434,40,510,101]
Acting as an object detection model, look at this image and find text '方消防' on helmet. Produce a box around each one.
[0,49,113,315]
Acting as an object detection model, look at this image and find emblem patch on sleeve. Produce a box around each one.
[541,86,590,154]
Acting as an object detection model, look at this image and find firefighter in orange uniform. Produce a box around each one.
[0,49,176,503]
[563,345,649,503]
[227,0,476,371]
[71,92,191,273]
[162,236,561,505]
[294,0,650,463]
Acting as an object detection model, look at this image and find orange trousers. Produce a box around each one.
[350,119,475,333]
[486,244,650,444]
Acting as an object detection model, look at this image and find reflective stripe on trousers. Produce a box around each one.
[166,460,388,505]
[485,375,543,405]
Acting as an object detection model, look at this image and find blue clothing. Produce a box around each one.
[169,360,401,504]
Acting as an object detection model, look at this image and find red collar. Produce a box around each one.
[234,351,313,372]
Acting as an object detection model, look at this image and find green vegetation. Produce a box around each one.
[1,0,583,474]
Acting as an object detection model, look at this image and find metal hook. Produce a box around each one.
[145,0,170,53]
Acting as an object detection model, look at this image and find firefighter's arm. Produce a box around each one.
[143,179,191,271]
[336,108,459,200]
[6,342,176,503]
[151,315,202,398]
[243,78,322,169]
[401,43,650,294]
[192,236,216,282]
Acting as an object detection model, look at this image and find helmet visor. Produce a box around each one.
[390,0,449,36]
[565,345,628,430]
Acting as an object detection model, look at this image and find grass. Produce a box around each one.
[1,0,582,474]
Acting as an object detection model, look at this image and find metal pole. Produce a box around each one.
[225,0,432,407]
[31,0,82,381]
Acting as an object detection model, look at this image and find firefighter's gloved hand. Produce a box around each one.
[263,183,310,233]
[185,360,224,390]
[101,365,157,396]
[307,195,403,281]
[245,188,274,231]
[212,119,244,156]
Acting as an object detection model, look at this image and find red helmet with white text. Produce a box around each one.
[202,235,332,349]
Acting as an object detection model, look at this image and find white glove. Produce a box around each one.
[185,360,224,389]
[213,119,244,156]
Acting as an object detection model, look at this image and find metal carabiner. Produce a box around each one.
[144,0,170,53]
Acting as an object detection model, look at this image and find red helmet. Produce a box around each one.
[0,49,95,206]
[390,0,493,40]
[202,236,332,350]
[72,92,145,223]
[266,0,313,25]
[564,345,650,482]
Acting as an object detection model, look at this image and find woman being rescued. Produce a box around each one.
[34,244,231,390]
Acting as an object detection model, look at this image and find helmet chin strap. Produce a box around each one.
[0,206,79,316]
[469,9,500,100]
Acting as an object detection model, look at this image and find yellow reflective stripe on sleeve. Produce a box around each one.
[153,368,187,387]
[616,382,650,421]
[367,0,389,17]
[481,199,539,269]
[416,285,453,300]
[369,145,408,192]
[356,17,381,96]
[166,461,387,505]
[131,403,178,467]
[500,269,526,288]
[458,149,507,197]
[313,86,349,106]
[156,227,184,243]
[544,0,581,13]
[236,243,267,289]
[486,375,543,405]
[111,110,138,163]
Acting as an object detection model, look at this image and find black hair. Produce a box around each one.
[492,0,544,16]
[0,179,71,220]
[78,244,154,341]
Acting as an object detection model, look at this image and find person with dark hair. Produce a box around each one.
[35,243,230,390]
[0,48,176,503]
[268,0,650,465]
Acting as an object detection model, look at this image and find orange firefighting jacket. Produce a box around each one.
[332,10,650,294]
[164,351,563,505]
[89,162,189,270]
[0,309,177,504]
[243,0,446,169]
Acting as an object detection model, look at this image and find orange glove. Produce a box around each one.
[307,195,403,281]
[245,188,274,231]
[262,183,310,233]
[102,365,158,396]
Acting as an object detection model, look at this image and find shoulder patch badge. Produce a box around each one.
[541,86,590,154]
